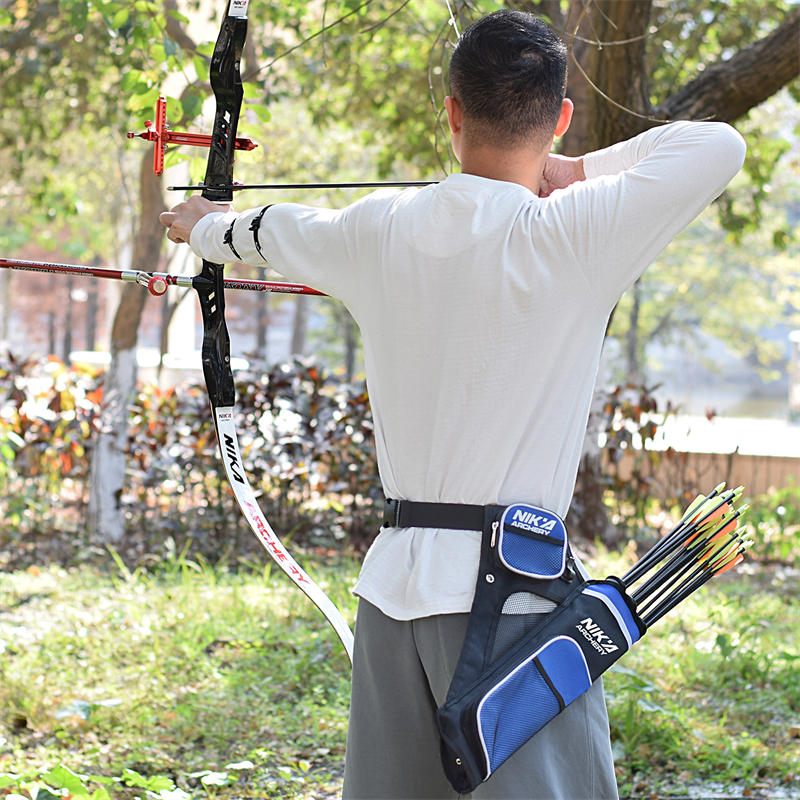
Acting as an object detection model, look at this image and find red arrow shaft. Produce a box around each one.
[0,258,325,297]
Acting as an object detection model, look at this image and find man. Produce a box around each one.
[161,10,745,798]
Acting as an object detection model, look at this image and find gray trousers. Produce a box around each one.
[342,599,619,800]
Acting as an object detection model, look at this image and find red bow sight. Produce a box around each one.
[127,96,257,176]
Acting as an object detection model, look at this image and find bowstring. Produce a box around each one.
[428,0,461,173]
[443,0,461,37]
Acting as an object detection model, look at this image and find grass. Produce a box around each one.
[0,551,357,798]
[592,543,799,798]
[0,545,797,799]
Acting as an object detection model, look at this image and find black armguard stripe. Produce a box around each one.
[249,205,273,263]
[223,218,243,261]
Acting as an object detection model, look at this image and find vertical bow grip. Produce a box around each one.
[196,258,236,409]
[202,0,250,204]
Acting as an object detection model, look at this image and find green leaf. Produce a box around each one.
[200,771,230,786]
[192,54,209,82]
[32,788,62,800]
[120,70,143,93]
[248,103,271,123]
[163,36,179,58]
[41,765,90,797]
[112,7,130,27]
[166,8,190,24]
[128,87,161,113]
[69,0,89,32]
[715,632,735,659]
[119,769,174,791]
[180,93,204,122]
[772,228,791,250]
[225,760,255,770]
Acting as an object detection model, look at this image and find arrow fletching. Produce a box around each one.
[622,482,752,627]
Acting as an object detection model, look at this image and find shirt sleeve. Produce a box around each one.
[189,190,400,301]
[557,120,746,312]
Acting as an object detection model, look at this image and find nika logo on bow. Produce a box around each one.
[222,434,245,484]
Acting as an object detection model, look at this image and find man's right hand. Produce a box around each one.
[538,153,585,197]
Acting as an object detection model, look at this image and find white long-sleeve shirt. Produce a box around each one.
[191,121,746,620]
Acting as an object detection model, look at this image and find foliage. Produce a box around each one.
[125,356,382,558]
[746,479,800,562]
[3,353,798,566]
[597,382,681,532]
[0,353,382,567]
[0,352,100,554]
[607,91,800,383]
[645,0,800,103]
[0,0,183,259]
[0,762,185,800]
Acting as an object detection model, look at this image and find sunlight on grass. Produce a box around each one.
[0,556,356,798]
[0,546,796,798]
[590,543,799,796]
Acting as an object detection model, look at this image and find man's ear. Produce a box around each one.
[444,95,462,136]
[553,98,574,138]
[444,95,463,162]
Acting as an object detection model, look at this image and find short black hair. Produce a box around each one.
[448,10,568,147]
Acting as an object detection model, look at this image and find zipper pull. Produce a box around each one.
[490,520,499,548]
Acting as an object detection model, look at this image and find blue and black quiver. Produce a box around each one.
[436,504,645,794]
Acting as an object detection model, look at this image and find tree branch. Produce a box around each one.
[661,8,800,123]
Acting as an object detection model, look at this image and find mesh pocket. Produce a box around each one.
[491,593,557,663]
[476,636,591,777]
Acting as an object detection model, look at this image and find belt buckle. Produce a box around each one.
[382,498,400,528]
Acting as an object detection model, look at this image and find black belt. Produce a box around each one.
[382,498,505,531]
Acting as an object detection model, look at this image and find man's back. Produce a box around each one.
[317,121,746,511]
[185,120,744,621]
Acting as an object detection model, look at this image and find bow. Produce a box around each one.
[190,0,354,662]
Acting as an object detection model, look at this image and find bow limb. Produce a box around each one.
[191,0,354,663]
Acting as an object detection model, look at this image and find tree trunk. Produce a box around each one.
[62,276,73,364]
[291,294,308,356]
[0,268,9,347]
[558,2,800,544]
[626,279,643,384]
[556,0,597,157]
[47,312,55,356]
[88,154,165,543]
[343,311,357,383]
[582,0,654,150]
[255,292,269,368]
[85,277,98,351]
